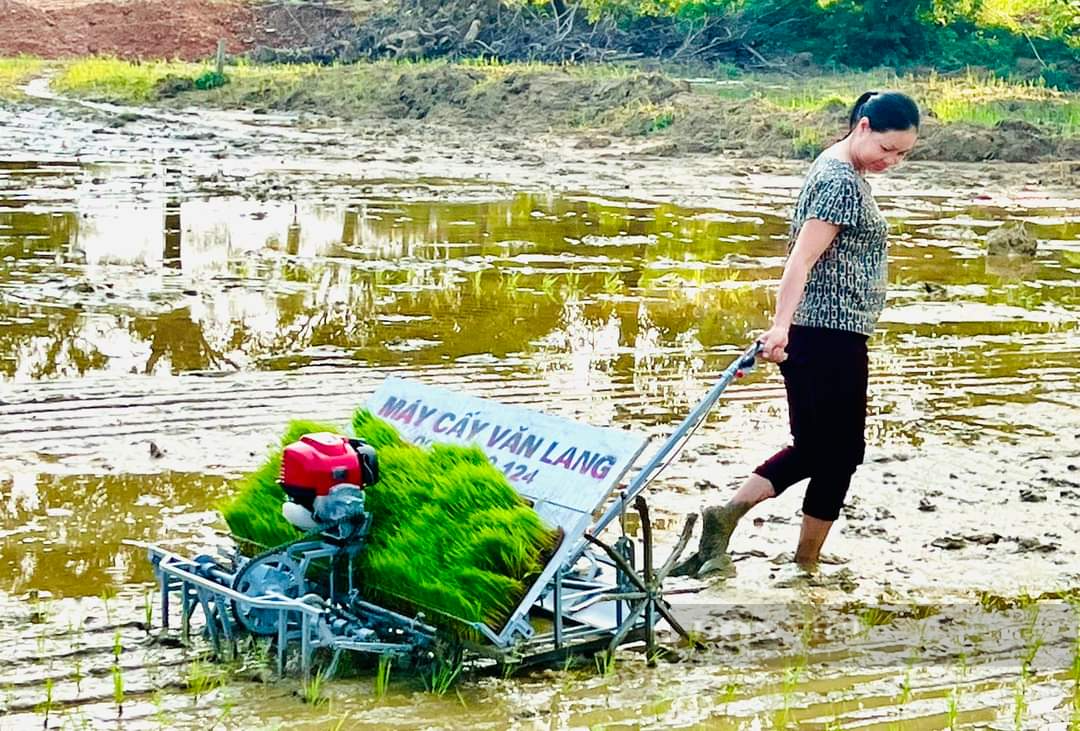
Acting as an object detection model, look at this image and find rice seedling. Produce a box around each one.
[101,588,116,625]
[64,709,93,730]
[424,655,463,696]
[945,653,968,731]
[502,270,523,296]
[374,655,392,700]
[328,714,350,731]
[301,670,328,706]
[858,606,895,635]
[221,411,560,634]
[113,628,122,663]
[602,272,624,295]
[500,659,520,681]
[112,665,124,718]
[898,661,913,706]
[186,660,223,704]
[1011,603,1043,729]
[143,590,153,632]
[72,657,83,696]
[564,270,584,299]
[946,685,960,730]
[1012,676,1028,730]
[594,650,616,677]
[152,690,168,729]
[1071,663,1080,725]
[36,677,53,728]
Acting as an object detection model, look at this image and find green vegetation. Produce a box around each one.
[53,57,198,101]
[527,0,1079,88]
[53,57,317,103]
[0,56,42,99]
[301,670,328,706]
[711,68,1080,135]
[423,654,464,695]
[220,411,560,632]
[374,655,392,699]
[185,660,228,704]
[111,664,124,718]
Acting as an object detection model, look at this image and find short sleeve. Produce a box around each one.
[807,172,860,228]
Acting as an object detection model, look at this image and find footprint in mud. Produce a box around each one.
[770,562,859,592]
[768,551,849,566]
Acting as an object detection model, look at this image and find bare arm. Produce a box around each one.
[759,218,841,362]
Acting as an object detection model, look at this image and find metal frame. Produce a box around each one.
[132,343,760,677]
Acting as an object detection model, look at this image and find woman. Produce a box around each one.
[674,91,920,580]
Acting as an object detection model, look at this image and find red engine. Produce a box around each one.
[280,433,378,510]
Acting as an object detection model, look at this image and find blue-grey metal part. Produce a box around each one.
[313,485,366,526]
[231,552,306,635]
[128,540,435,681]
[578,342,761,557]
[130,342,758,668]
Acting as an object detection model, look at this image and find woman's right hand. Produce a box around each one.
[757,325,789,363]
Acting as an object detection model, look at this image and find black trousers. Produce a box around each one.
[753,325,869,521]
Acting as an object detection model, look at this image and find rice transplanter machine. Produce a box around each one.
[132,344,760,676]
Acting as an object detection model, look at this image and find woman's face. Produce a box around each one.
[850,117,918,173]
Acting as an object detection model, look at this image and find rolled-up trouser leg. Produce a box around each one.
[753,325,868,519]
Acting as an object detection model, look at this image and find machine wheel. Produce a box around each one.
[232,552,305,636]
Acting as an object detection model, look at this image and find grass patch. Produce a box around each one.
[0,56,44,100]
[53,57,320,104]
[220,411,560,633]
[54,57,203,102]
[707,68,1080,136]
[924,71,1080,134]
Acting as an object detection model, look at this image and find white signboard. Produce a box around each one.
[367,377,650,639]
[368,378,647,522]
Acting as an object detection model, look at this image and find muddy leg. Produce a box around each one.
[794,514,833,570]
[670,474,776,578]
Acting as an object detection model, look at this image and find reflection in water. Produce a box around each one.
[0,472,230,596]
[0,165,1076,439]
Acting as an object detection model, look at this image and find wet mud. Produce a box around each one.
[0,87,1078,728]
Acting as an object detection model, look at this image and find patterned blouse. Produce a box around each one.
[789,155,889,336]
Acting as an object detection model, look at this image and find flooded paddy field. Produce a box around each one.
[0,98,1078,728]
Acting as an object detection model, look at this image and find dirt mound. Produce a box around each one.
[912,117,1060,163]
[0,0,245,60]
[429,69,689,127]
[635,99,1071,163]
[243,63,690,132]
[391,67,690,132]
[0,0,357,61]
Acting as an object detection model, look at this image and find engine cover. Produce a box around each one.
[279,433,378,511]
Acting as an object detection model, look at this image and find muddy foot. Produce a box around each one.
[673,502,748,579]
[697,502,746,559]
[698,554,735,578]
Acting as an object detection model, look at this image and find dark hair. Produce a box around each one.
[847,91,920,133]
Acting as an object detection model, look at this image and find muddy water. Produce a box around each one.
[1,107,1079,728]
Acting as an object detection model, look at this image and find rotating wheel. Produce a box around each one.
[232,552,305,635]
